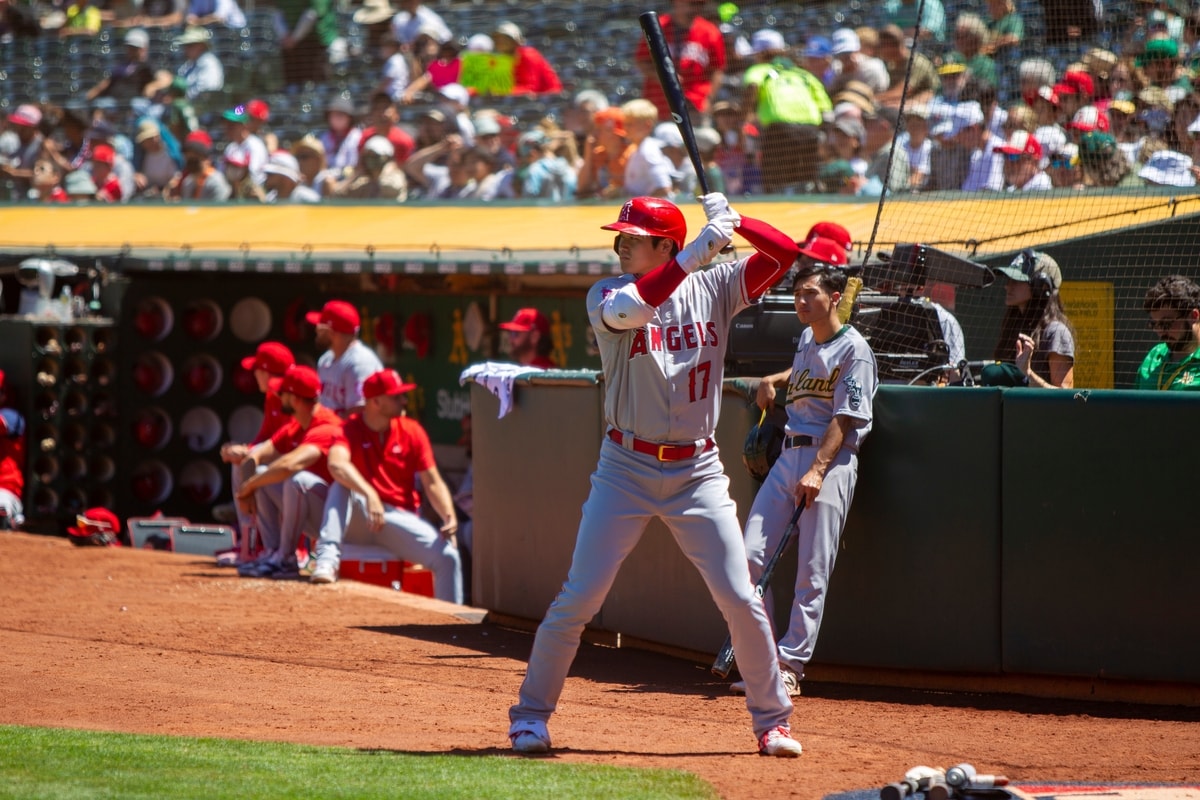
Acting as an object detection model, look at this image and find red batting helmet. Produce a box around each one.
[601,197,687,251]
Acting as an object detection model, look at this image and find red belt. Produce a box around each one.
[607,429,714,461]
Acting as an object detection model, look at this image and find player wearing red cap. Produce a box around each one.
[508,193,805,758]
[0,371,26,530]
[235,365,344,579]
[310,369,463,601]
[306,299,384,419]
[499,307,556,368]
[218,341,295,538]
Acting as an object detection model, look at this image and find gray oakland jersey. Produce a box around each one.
[318,339,384,415]
[784,325,878,452]
[586,260,751,443]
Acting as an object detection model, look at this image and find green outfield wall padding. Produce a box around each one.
[814,387,1005,673]
[1000,388,1200,683]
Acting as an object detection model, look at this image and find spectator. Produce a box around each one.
[1046,142,1082,188]
[319,96,362,178]
[987,251,1076,388]
[152,26,223,103]
[121,0,184,29]
[401,35,465,103]
[291,134,330,196]
[153,76,201,145]
[404,132,469,198]
[1137,37,1183,94]
[620,98,675,198]
[351,0,396,55]
[900,103,933,189]
[957,100,1005,191]
[576,106,629,200]
[277,0,340,89]
[512,130,576,200]
[221,150,257,199]
[186,0,246,29]
[884,0,946,43]
[1139,148,1195,186]
[0,104,46,200]
[437,83,475,144]
[949,13,997,88]
[983,0,1024,56]
[311,369,462,603]
[817,159,867,195]
[963,75,1006,139]
[472,111,516,171]
[218,341,294,537]
[235,365,344,580]
[60,0,101,37]
[635,0,725,122]
[652,122,695,198]
[89,143,123,202]
[693,126,725,193]
[927,102,974,191]
[0,0,42,39]
[1135,275,1200,390]
[131,119,181,197]
[1168,91,1200,151]
[306,299,384,420]
[62,170,98,200]
[862,105,909,194]
[1042,0,1101,48]
[1079,130,1142,186]
[0,372,26,531]
[742,28,831,194]
[1003,103,1037,136]
[711,100,759,195]
[877,24,939,106]
[1016,56,1058,108]
[358,91,415,166]
[374,32,411,102]
[828,116,867,178]
[31,158,68,202]
[220,105,268,185]
[171,130,231,200]
[1107,99,1142,163]
[490,21,562,97]
[245,99,277,154]
[995,129,1052,190]
[86,28,157,103]
[1082,48,1120,101]
[389,0,451,50]
[563,89,609,154]
[830,27,889,96]
[263,151,320,202]
[801,35,837,90]
[328,134,407,199]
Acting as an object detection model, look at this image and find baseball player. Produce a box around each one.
[309,369,462,601]
[219,341,294,542]
[307,299,384,419]
[732,247,878,697]
[0,371,26,531]
[507,193,805,758]
[499,308,556,368]
[235,365,344,579]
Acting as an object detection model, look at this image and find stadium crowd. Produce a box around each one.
[3,0,1200,202]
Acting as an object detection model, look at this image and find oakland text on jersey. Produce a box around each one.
[786,366,841,399]
[627,321,721,358]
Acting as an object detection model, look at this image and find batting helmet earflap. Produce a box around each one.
[743,408,786,483]
[601,196,687,251]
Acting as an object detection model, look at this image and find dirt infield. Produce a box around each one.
[2,532,1199,800]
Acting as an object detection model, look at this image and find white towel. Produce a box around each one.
[459,362,544,418]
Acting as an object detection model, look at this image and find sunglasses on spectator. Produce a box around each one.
[1002,152,1027,162]
[1049,156,1073,168]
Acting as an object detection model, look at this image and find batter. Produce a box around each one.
[739,255,878,695]
[507,193,805,758]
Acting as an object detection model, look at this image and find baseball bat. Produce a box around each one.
[837,275,863,325]
[711,500,806,678]
[640,11,709,193]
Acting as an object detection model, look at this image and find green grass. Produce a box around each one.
[0,725,718,800]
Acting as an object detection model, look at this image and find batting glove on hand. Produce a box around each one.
[677,213,735,273]
[700,192,741,229]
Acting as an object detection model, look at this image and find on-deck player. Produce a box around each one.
[507,193,805,758]
[734,254,878,696]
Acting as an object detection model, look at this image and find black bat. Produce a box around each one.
[639,11,710,193]
[711,500,805,678]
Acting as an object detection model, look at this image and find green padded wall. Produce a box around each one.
[1001,388,1200,683]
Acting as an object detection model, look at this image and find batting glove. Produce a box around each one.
[677,213,735,273]
[699,192,741,228]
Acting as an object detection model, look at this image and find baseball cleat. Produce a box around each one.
[508,719,551,755]
[729,679,746,694]
[781,665,803,697]
[758,726,802,757]
[310,562,338,584]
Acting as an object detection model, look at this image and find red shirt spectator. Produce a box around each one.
[492,21,563,96]
[634,0,726,120]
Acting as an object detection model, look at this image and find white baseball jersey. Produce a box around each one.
[784,324,877,452]
[318,339,384,416]
[587,260,751,443]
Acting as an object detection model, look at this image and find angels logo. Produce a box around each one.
[628,321,720,358]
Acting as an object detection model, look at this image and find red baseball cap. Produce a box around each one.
[305,299,360,335]
[67,507,121,538]
[499,307,550,335]
[1063,70,1095,98]
[796,236,849,266]
[362,369,416,399]
[91,143,115,165]
[246,99,270,121]
[994,129,1043,159]
[268,364,322,400]
[183,130,213,154]
[802,221,852,253]
[240,341,295,375]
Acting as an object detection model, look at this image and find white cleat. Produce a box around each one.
[508,719,551,755]
[758,726,802,757]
